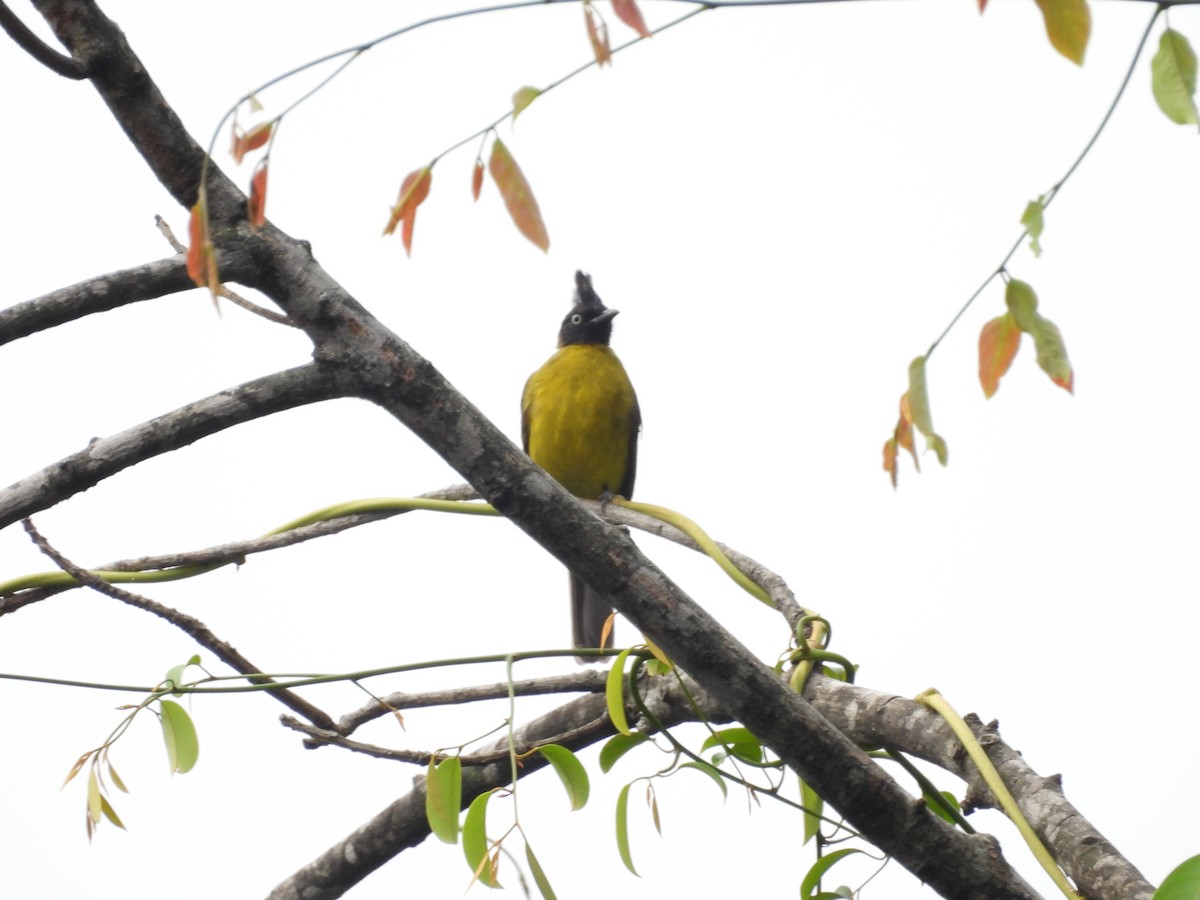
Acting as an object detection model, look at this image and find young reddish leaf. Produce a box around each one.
[883,392,921,487]
[186,199,220,297]
[1021,196,1045,257]
[907,356,948,466]
[979,311,1021,399]
[248,161,269,229]
[1151,29,1199,127]
[230,121,273,164]
[977,0,988,11]
[471,159,484,201]
[488,138,550,252]
[511,86,543,123]
[612,0,651,39]
[584,3,612,67]
[383,166,433,256]
[1033,0,1090,66]
[882,437,899,487]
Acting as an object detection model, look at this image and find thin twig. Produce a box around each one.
[154,215,296,326]
[0,0,87,78]
[22,518,337,731]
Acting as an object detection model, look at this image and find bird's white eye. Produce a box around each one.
[570,313,583,325]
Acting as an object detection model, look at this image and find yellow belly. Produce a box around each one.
[522,344,639,500]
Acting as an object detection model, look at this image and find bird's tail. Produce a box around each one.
[570,573,614,664]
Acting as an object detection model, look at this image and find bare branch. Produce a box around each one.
[1,257,198,345]
[337,668,606,735]
[22,518,336,731]
[0,363,351,531]
[0,0,86,79]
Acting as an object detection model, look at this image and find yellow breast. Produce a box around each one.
[522,344,639,500]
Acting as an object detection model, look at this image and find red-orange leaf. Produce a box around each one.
[488,139,549,252]
[383,166,433,256]
[612,0,651,39]
[584,3,612,66]
[978,311,1020,399]
[1033,0,1090,66]
[248,161,268,229]
[471,160,484,202]
[230,122,273,164]
[883,392,920,487]
[185,200,219,297]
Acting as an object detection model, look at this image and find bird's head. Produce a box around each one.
[557,270,619,347]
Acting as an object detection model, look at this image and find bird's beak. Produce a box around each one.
[591,308,619,325]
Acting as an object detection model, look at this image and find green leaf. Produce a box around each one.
[700,726,763,764]
[677,761,727,799]
[536,744,589,811]
[1004,278,1040,333]
[615,782,639,876]
[1151,30,1199,127]
[606,647,634,735]
[105,758,128,794]
[159,699,199,774]
[1155,853,1200,900]
[801,779,823,844]
[1033,0,1090,65]
[1005,279,1074,393]
[525,841,556,900]
[463,790,501,888]
[512,86,543,123]
[163,654,200,696]
[86,766,102,825]
[800,848,864,899]
[924,789,961,825]
[1021,197,1045,256]
[906,356,948,466]
[99,795,126,830]
[425,756,462,844]
[1030,314,1074,393]
[599,732,650,773]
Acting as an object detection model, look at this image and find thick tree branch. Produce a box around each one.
[0,363,352,531]
[806,677,1154,900]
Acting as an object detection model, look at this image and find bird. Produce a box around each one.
[521,270,641,659]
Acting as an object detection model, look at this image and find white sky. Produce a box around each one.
[2,1,1198,898]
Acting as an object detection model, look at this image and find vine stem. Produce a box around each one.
[925,3,1165,358]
